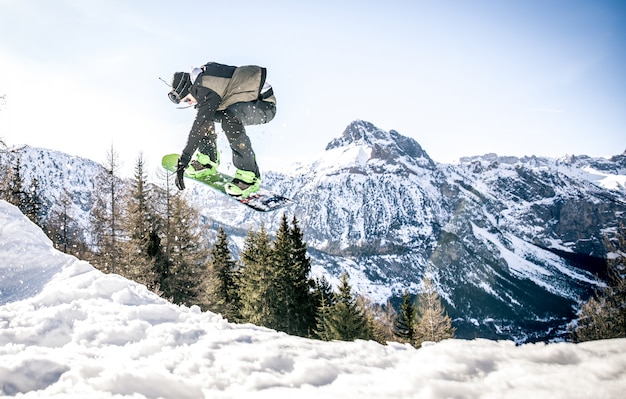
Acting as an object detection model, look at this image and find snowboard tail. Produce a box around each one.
[161,154,293,212]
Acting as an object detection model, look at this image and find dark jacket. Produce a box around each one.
[180,62,276,166]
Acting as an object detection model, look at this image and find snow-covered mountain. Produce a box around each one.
[0,145,108,241]
[2,200,625,398]
[2,120,625,342]
[237,120,624,342]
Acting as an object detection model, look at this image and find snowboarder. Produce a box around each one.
[167,62,277,197]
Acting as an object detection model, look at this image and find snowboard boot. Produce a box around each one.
[188,153,219,178]
[225,169,260,198]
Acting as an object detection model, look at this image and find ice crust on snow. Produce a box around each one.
[1,200,626,398]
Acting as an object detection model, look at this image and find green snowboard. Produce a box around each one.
[161,154,293,212]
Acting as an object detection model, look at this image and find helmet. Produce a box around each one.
[168,72,192,104]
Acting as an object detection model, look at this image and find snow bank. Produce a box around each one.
[1,200,625,398]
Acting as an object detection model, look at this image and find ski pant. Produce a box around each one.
[197,100,276,178]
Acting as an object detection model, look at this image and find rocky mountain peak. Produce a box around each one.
[325,120,389,149]
[324,120,435,172]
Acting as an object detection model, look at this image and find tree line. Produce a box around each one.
[0,146,458,346]
[174,216,457,346]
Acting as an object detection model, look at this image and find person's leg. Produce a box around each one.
[222,109,260,178]
[197,121,219,163]
[227,100,276,127]
[188,121,219,176]
[221,100,276,197]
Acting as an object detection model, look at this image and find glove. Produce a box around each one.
[175,157,187,190]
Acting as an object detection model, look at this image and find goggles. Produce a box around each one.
[168,90,182,104]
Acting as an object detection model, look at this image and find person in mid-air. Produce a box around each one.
[168,62,276,197]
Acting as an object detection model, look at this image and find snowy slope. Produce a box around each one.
[1,200,626,399]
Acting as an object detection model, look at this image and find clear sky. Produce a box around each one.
[0,0,624,178]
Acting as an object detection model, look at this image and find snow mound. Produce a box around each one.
[1,200,625,398]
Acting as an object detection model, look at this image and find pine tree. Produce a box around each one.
[152,168,176,295]
[161,191,207,306]
[394,291,417,343]
[23,177,45,227]
[238,226,278,327]
[45,188,88,257]
[270,215,293,332]
[3,156,45,227]
[119,153,161,289]
[204,227,239,319]
[316,273,372,341]
[46,188,73,253]
[313,275,335,310]
[574,225,626,342]
[287,215,317,336]
[90,146,124,274]
[270,214,316,336]
[235,215,317,335]
[6,157,26,210]
[314,294,332,340]
[413,277,455,347]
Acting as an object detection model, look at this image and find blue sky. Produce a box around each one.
[0,0,624,177]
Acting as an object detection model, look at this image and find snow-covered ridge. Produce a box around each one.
[459,151,626,193]
[1,200,626,398]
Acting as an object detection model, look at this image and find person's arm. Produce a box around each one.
[175,86,221,190]
[179,87,221,167]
